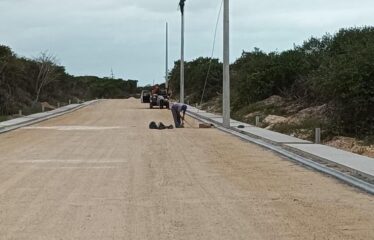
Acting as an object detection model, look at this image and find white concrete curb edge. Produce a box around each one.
[0,100,101,134]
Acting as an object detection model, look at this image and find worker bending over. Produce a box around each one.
[171,103,187,128]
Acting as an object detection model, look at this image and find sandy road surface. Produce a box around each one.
[0,99,373,239]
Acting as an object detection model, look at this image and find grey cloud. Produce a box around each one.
[1,0,373,85]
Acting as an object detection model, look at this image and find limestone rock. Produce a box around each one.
[263,115,288,125]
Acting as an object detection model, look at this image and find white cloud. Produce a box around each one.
[0,0,373,85]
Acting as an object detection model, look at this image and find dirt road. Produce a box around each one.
[0,99,373,239]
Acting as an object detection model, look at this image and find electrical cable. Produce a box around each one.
[198,0,224,110]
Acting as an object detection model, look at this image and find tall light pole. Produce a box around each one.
[165,22,169,89]
[223,0,230,127]
[179,0,185,103]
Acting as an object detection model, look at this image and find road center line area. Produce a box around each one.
[0,99,373,239]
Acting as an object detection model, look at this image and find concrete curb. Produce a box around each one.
[186,108,374,195]
[0,100,100,134]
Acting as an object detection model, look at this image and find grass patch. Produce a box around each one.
[0,115,9,122]
[239,103,287,115]
[362,136,374,145]
[22,106,43,116]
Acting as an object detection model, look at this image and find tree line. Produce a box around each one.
[0,46,137,115]
[168,27,374,137]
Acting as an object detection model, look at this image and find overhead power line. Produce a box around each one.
[199,0,224,108]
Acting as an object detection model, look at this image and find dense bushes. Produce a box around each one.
[0,46,137,115]
[308,28,374,135]
[168,57,222,104]
[168,27,374,136]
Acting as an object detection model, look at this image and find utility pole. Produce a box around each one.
[165,22,169,89]
[111,68,114,79]
[223,0,230,128]
[179,0,186,103]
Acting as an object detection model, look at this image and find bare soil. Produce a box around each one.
[326,136,374,158]
[0,99,373,239]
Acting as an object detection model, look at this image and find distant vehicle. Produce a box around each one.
[159,89,168,98]
[141,90,150,103]
[149,90,170,109]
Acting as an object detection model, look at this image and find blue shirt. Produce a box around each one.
[172,103,187,112]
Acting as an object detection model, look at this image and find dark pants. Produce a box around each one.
[171,106,181,127]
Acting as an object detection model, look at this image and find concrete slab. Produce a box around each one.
[286,144,374,178]
[0,102,95,133]
[208,117,246,125]
[47,109,65,114]
[196,112,221,118]
[237,127,311,145]
[0,117,33,127]
[20,105,82,121]
[185,103,374,191]
[58,104,80,110]
[187,109,308,144]
[24,112,54,119]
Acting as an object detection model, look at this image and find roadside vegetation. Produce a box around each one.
[0,46,137,118]
[1,27,373,155]
[168,27,374,155]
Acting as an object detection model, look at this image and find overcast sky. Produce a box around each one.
[1,0,373,85]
